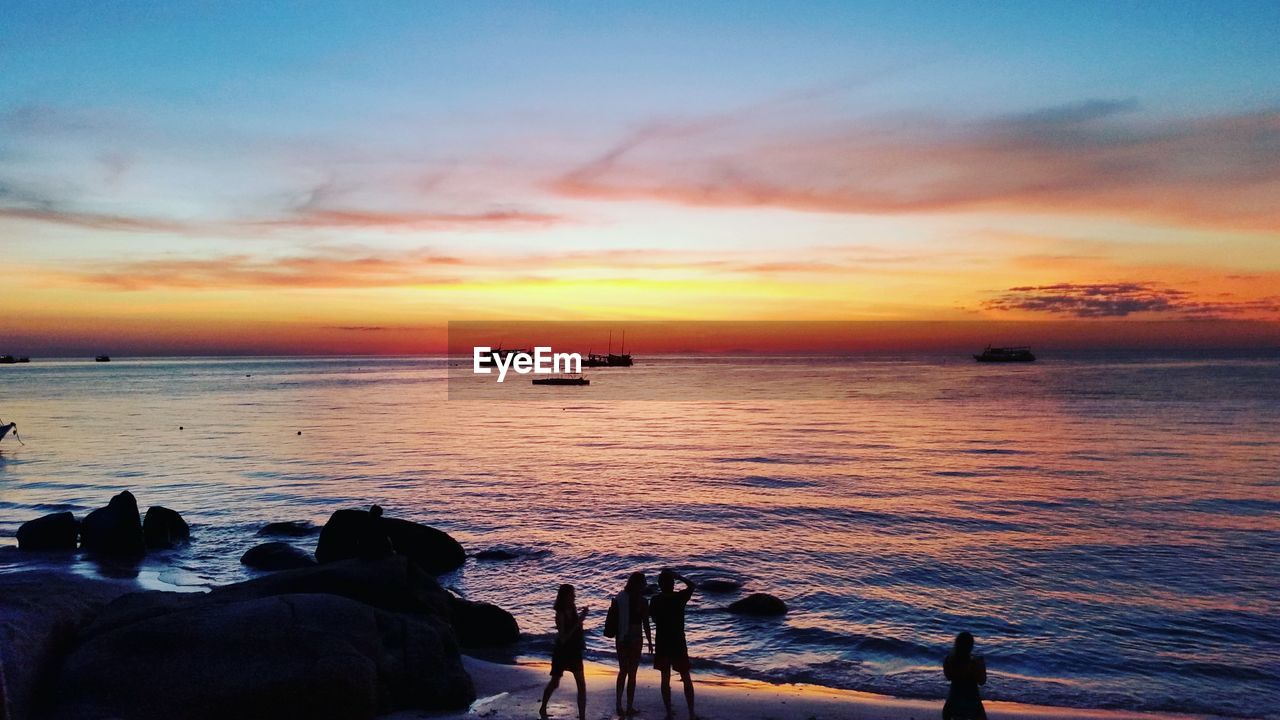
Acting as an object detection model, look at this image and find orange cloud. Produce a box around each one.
[553,102,1280,231]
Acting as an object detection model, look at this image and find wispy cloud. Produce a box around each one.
[252,207,563,230]
[553,101,1280,231]
[63,249,468,290]
[984,282,1280,319]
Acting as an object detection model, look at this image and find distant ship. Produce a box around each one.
[581,352,633,367]
[0,355,30,364]
[974,345,1036,362]
[532,375,589,386]
[581,331,634,367]
[95,355,111,362]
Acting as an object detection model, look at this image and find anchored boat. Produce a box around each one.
[532,374,590,386]
[974,345,1036,362]
[581,330,634,367]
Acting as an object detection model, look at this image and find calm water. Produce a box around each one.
[1,355,1277,718]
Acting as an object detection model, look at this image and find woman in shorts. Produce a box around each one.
[541,584,589,720]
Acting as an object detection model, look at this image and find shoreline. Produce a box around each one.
[406,656,1222,720]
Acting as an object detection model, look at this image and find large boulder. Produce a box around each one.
[50,592,475,720]
[257,520,318,537]
[315,509,466,575]
[79,491,145,556]
[16,511,79,551]
[240,541,317,571]
[142,505,190,549]
[83,557,454,640]
[0,572,133,720]
[727,593,788,616]
[448,597,520,647]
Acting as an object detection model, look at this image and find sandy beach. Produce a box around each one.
[400,657,1217,720]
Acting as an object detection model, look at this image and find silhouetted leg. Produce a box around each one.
[626,665,638,713]
[680,670,695,718]
[573,669,587,720]
[661,668,675,715]
[541,674,560,717]
[616,664,627,715]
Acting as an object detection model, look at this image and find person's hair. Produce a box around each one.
[554,584,576,614]
[658,568,676,592]
[370,504,384,518]
[626,571,646,596]
[953,631,975,659]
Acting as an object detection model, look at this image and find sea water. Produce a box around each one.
[1,354,1277,717]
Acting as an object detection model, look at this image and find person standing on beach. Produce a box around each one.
[650,569,697,719]
[611,571,652,716]
[540,584,589,720]
[942,631,987,720]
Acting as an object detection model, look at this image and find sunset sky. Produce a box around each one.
[2,1,1279,354]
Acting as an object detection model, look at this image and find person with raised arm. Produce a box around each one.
[650,569,697,719]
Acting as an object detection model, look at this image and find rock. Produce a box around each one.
[16,511,79,551]
[0,571,133,720]
[84,557,454,639]
[80,491,145,556]
[240,541,317,571]
[142,505,190,549]
[473,548,519,561]
[727,593,788,616]
[316,509,466,575]
[448,596,520,647]
[257,520,318,537]
[699,578,743,593]
[51,592,475,719]
[473,547,551,562]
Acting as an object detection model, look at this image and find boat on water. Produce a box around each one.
[532,374,590,386]
[974,345,1036,362]
[95,355,111,362]
[581,352,632,367]
[581,331,633,367]
[0,355,30,364]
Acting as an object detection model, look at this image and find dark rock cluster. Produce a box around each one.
[16,491,189,555]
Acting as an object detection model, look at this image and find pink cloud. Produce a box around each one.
[553,102,1280,231]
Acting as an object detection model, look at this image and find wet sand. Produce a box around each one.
[392,657,1216,720]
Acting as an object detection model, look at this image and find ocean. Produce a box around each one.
[1,354,1277,718]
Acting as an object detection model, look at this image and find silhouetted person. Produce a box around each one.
[358,504,394,559]
[611,571,652,716]
[0,419,20,445]
[540,584,589,720]
[942,631,987,720]
[651,569,696,719]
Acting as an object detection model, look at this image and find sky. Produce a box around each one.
[2,1,1279,354]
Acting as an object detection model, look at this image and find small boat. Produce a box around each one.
[0,355,30,364]
[95,355,111,362]
[581,353,633,367]
[532,374,590,386]
[974,345,1036,362]
[580,331,634,367]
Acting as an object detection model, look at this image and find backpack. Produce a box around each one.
[603,598,619,638]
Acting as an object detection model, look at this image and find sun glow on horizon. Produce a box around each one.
[2,2,1279,355]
